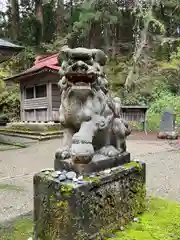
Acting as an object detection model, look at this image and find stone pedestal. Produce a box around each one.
[33,161,146,240]
[54,152,130,174]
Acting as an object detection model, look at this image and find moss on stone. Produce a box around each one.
[84,176,101,184]
[33,164,147,239]
[94,182,146,239]
[1,198,179,240]
[60,184,73,196]
[123,161,142,170]
[46,126,62,132]
[0,127,32,132]
[131,183,146,216]
[46,195,72,238]
[0,128,59,134]
[0,127,62,134]
[55,200,69,208]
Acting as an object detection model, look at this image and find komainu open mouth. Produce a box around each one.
[65,72,97,85]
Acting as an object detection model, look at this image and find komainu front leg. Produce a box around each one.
[71,115,108,164]
[98,118,129,157]
[97,128,120,157]
[98,145,120,157]
[71,121,96,164]
[55,128,74,161]
[112,118,130,153]
[116,138,127,153]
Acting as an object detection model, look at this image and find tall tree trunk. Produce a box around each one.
[9,0,19,41]
[69,0,73,30]
[88,23,96,48]
[68,0,74,48]
[35,0,43,45]
[111,24,117,59]
[104,23,110,54]
[56,0,64,37]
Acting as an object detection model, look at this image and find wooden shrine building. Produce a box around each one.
[5,54,61,122]
[4,50,148,129]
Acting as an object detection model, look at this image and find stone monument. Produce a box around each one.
[33,47,146,240]
[157,109,178,140]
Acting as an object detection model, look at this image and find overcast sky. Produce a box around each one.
[0,0,7,12]
[0,0,71,12]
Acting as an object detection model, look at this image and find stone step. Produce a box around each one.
[0,131,63,146]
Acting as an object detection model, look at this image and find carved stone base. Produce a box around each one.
[54,152,130,174]
[33,161,146,240]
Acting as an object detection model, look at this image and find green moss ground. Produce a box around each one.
[0,143,21,151]
[108,197,180,240]
[0,184,24,192]
[0,218,33,240]
[0,198,180,240]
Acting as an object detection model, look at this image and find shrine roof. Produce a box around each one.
[5,53,60,81]
[0,39,23,49]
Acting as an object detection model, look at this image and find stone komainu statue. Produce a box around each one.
[55,46,131,168]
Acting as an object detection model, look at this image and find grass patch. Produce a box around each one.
[0,218,33,240]
[109,197,180,240]
[0,143,24,151]
[0,138,26,150]
[0,198,179,240]
[0,184,24,192]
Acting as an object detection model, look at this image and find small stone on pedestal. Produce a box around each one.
[54,152,130,174]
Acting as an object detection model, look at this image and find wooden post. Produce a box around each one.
[34,86,36,121]
[47,81,52,121]
[144,110,148,135]
[20,84,25,121]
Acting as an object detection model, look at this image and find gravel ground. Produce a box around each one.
[0,137,179,222]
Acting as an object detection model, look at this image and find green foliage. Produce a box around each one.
[0,47,35,75]
[0,69,8,93]
[0,85,20,122]
[9,47,35,73]
[147,94,180,131]
[0,113,9,123]
[0,69,9,79]
[106,57,130,92]
[146,78,180,131]
[41,37,68,53]
[0,80,5,93]
[106,49,180,132]
[158,47,180,94]
[0,0,179,53]
[141,46,180,131]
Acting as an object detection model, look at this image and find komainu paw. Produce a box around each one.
[55,146,71,160]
